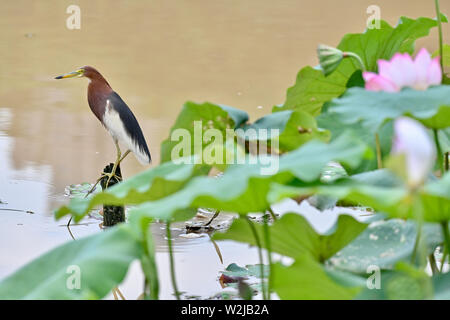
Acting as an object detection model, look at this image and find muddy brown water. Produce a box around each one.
[0,1,448,299]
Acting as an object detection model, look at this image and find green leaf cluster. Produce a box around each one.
[2,12,450,301]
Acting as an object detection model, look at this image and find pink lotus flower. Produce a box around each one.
[363,48,442,92]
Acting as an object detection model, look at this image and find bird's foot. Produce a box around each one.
[84,171,121,198]
[84,166,122,199]
[103,171,122,189]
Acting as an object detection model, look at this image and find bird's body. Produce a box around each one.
[56,66,151,167]
[102,93,151,164]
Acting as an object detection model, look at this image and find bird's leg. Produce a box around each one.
[102,150,129,189]
[105,140,122,188]
[103,149,130,188]
[118,150,131,165]
[85,143,125,197]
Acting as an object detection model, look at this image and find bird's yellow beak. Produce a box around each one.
[55,68,84,79]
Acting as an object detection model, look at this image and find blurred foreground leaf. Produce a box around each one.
[126,132,371,229]
[238,110,330,152]
[268,170,450,222]
[0,225,141,299]
[160,102,248,163]
[329,220,443,273]
[272,255,361,299]
[55,160,210,222]
[323,86,450,134]
[213,213,367,262]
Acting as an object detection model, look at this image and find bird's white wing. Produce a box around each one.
[103,99,151,165]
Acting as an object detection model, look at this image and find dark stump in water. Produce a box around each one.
[100,163,125,227]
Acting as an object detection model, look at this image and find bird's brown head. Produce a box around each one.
[55,66,106,82]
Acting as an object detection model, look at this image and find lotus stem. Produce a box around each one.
[246,217,267,300]
[375,133,383,169]
[433,129,444,175]
[429,253,439,275]
[343,51,366,71]
[440,247,448,273]
[445,152,449,172]
[262,214,272,300]
[435,0,444,75]
[411,222,422,264]
[442,222,450,269]
[143,225,159,300]
[268,207,278,221]
[204,210,220,226]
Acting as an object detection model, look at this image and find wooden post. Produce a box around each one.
[100,163,125,226]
